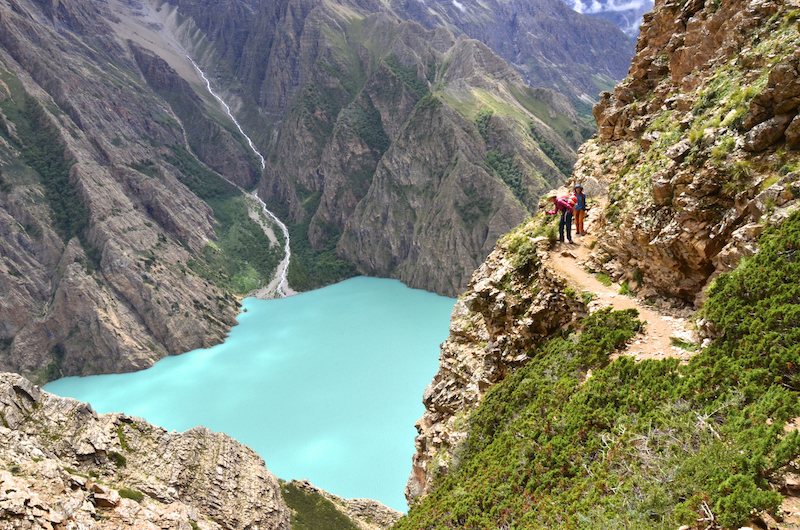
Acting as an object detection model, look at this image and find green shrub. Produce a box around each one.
[108,451,127,468]
[475,109,493,142]
[118,487,144,503]
[395,212,800,530]
[281,482,360,530]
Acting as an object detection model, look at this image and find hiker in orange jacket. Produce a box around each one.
[573,184,587,236]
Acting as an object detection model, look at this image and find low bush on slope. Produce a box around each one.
[394,210,800,530]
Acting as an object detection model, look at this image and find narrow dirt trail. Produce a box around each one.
[542,199,698,362]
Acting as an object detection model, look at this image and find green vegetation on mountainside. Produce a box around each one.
[167,145,282,294]
[394,211,800,530]
[0,84,100,269]
[281,481,361,530]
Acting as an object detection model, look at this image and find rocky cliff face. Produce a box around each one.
[579,0,800,307]
[0,372,292,529]
[406,0,800,506]
[405,224,586,501]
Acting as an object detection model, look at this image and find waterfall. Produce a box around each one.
[187,56,265,170]
[187,57,292,297]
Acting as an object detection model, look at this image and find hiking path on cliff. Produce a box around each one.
[543,200,700,363]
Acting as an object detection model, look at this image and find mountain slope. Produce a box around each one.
[398,0,800,526]
[388,0,635,109]
[0,0,282,382]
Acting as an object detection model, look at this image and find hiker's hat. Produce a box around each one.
[574,183,583,189]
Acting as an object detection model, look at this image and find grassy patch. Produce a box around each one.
[281,482,360,530]
[118,487,144,503]
[670,337,698,351]
[595,272,612,286]
[108,451,127,468]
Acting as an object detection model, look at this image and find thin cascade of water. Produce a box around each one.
[187,56,292,297]
[187,56,265,170]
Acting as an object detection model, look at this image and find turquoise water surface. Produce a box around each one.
[44,276,455,512]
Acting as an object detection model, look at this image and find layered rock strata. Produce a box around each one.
[0,372,291,530]
[0,0,265,380]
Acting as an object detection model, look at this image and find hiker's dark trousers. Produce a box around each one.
[559,211,573,242]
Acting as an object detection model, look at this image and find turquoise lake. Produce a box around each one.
[43,276,455,512]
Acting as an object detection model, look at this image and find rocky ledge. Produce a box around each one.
[0,372,291,530]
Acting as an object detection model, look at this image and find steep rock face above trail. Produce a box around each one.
[574,0,800,307]
[405,224,586,502]
[0,372,292,530]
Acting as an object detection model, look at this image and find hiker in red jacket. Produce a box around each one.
[546,193,574,244]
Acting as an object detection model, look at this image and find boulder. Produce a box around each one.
[743,113,794,151]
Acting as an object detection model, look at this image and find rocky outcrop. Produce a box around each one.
[406,224,586,502]
[287,479,402,530]
[575,0,800,307]
[0,372,292,529]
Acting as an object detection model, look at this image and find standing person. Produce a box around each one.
[573,184,587,236]
[546,193,574,243]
